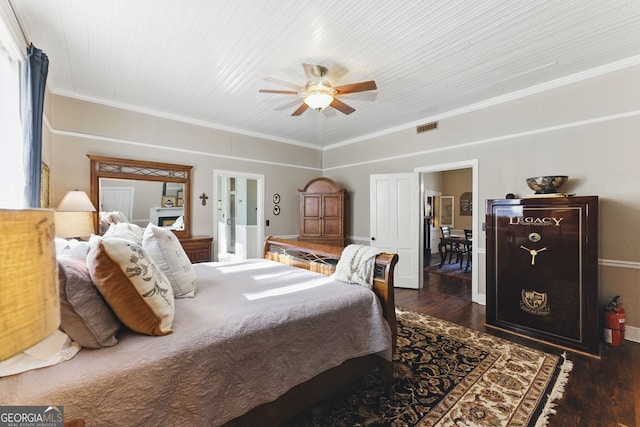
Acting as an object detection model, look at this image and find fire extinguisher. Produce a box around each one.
[603,295,625,346]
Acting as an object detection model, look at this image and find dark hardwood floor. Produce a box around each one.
[394,257,640,427]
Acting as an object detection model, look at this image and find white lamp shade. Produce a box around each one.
[56,190,96,212]
[0,209,60,361]
[55,211,96,238]
[304,93,334,110]
[55,191,96,238]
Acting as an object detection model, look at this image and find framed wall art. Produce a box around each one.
[460,192,472,216]
[162,196,176,208]
[40,162,50,208]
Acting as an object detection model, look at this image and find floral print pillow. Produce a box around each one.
[87,237,174,336]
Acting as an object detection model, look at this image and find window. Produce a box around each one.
[0,18,25,208]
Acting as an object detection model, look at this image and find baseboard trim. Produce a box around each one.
[600,259,640,269]
[624,325,640,343]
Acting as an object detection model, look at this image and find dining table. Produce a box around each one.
[438,234,472,270]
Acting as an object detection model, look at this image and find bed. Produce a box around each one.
[0,236,398,426]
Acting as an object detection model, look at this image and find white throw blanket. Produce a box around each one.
[332,244,382,288]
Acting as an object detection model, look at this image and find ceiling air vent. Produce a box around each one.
[417,121,438,134]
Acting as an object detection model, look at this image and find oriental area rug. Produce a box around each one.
[425,263,472,281]
[285,309,572,427]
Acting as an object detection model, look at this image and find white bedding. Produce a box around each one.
[0,259,391,426]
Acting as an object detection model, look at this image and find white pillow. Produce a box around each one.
[104,222,143,244]
[55,237,71,254]
[0,330,81,377]
[102,210,129,224]
[142,223,197,298]
[55,237,88,256]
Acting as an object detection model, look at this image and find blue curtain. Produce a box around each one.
[23,43,49,208]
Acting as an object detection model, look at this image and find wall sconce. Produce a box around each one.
[54,190,97,239]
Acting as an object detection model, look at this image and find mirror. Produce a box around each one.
[439,196,454,228]
[88,155,192,238]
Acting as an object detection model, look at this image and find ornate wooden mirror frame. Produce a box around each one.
[88,155,192,238]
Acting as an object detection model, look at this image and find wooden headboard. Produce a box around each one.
[263,236,398,352]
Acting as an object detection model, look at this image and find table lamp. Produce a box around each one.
[54,190,97,239]
[0,209,60,361]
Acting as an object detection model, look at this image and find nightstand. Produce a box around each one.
[179,236,213,263]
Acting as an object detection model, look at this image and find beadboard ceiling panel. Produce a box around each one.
[9,0,640,148]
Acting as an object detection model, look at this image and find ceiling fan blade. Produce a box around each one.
[327,63,349,83]
[340,91,378,102]
[302,63,315,80]
[264,77,300,90]
[259,89,298,94]
[334,80,377,94]
[275,98,304,111]
[291,103,309,116]
[330,98,355,115]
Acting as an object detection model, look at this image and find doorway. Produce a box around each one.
[422,190,440,260]
[416,159,480,303]
[100,186,134,222]
[370,172,421,289]
[213,170,265,262]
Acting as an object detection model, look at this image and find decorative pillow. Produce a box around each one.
[103,222,143,244]
[87,238,174,336]
[142,223,197,298]
[100,210,129,224]
[55,238,89,257]
[100,211,130,233]
[57,255,120,348]
[88,233,102,248]
[61,241,91,259]
[55,237,71,255]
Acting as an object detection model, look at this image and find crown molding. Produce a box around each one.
[48,88,321,151]
[48,54,640,154]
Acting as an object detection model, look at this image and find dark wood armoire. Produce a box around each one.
[298,177,345,246]
[486,196,599,356]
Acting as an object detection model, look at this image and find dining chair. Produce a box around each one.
[459,229,472,272]
[439,226,456,265]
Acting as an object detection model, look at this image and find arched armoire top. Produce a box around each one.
[298,177,346,194]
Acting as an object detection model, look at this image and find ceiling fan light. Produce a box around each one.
[304,93,333,111]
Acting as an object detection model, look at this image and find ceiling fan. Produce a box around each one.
[259,64,377,116]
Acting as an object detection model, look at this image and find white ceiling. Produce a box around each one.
[9,0,640,148]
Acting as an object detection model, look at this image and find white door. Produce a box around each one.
[101,187,134,221]
[214,170,265,262]
[370,173,420,289]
